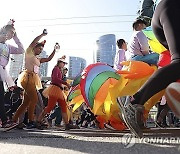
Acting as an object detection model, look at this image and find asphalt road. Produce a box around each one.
[0,128,180,154]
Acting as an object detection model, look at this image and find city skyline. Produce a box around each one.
[96,34,116,66]
[68,56,87,78]
[9,32,127,78]
[1,0,144,76]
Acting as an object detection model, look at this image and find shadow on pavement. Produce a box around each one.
[0,128,179,154]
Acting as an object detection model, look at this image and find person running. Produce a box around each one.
[0,19,24,130]
[13,29,58,129]
[38,56,79,130]
[117,0,180,137]
[47,67,68,127]
[113,39,127,70]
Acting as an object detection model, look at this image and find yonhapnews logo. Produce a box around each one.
[121,133,180,148]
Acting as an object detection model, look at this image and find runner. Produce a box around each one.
[37,56,79,130]
[117,0,180,138]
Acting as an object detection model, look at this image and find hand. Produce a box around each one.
[42,29,48,36]
[66,83,71,89]
[13,32,17,38]
[7,19,15,26]
[54,43,60,52]
[64,86,69,91]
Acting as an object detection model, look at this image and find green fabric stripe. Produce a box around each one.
[88,71,120,108]
[67,91,80,101]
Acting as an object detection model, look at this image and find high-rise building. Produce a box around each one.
[9,50,48,79]
[68,56,86,79]
[9,54,24,79]
[96,34,116,66]
[39,50,48,77]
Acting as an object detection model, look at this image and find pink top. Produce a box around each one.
[113,49,126,70]
[51,66,67,87]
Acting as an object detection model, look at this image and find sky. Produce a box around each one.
[1,0,142,76]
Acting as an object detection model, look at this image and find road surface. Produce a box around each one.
[0,128,180,154]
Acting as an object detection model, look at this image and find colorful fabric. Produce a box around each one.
[158,50,171,67]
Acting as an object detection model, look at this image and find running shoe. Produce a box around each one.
[26,121,37,129]
[117,96,132,121]
[117,96,143,138]
[16,123,26,129]
[2,120,18,132]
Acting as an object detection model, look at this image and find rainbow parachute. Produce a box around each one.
[67,61,164,124]
[143,26,167,54]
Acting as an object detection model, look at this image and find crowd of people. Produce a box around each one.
[0,20,99,131]
[0,0,179,138]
